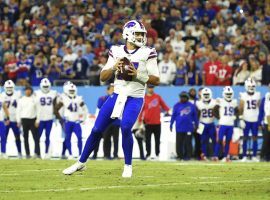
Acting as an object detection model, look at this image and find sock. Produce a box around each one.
[121,126,133,165]
[224,140,230,157]
[242,140,247,157]
[253,140,258,157]
[214,142,221,157]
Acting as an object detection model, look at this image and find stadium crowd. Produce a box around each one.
[0,0,270,86]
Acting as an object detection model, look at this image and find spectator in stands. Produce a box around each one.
[249,58,262,85]
[46,55,62,84]
[262,54,270,86]
[0,0,269,87]
[202,51,221,86]
[16,52,32,86]
[158,52,176,85]
[30,56,45,86]
[233,60,250,85]
[63,46,77,64]
[87,57,101,86]
[216,55,233,86]
[61,60,75,80]
[174,57,186,86]
[140,85,170,160]
[73,49,89,80]
[185,59,200,85]
[3,52,17,83]
[83,44,95,66]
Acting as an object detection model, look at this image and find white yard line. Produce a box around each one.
[1,168,61,173]
[0,173,19,176]
[173,162,270,166]
[0,178,269,193]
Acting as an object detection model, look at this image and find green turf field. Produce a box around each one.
[0,159,269,200]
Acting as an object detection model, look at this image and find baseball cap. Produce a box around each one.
[179,91,189,98]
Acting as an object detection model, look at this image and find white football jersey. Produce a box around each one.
[263,92,270,124]
[217,98,237,126]
[35,90,57,122]
[60,95,84,122]
[2,91,21,122]
[196,99,216,124]
[102,45,159,98]
[0,94,5,121]
[158,60,176,85]
[240,92,260,122]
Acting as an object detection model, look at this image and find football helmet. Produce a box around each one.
[201,87,212,102]
[40,78,51,93]
[244,78,256,94]
[67,83,77,98]
[63,81,72,95]
[4,80,15,95]
[222,86,234,101]
[122,20,147,47]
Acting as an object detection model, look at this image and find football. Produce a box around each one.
[117,57,133,81]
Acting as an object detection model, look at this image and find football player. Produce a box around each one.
[35,78,57,159]
[239,78,261,162]
[259,84,270,161]
[63,20,160,177]
[55,83,88,159]
[196,87,217,160]
[0,87,10,159]
[2,80,22,158]
[213,86,238,162]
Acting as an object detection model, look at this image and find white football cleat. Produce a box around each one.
[62,162,86,175]
[44,153,50,160]
[241,156,248,162]
[18,153,22,159]
[251,157,259,162]
[1,153,8,159]
[67,155,74,160]
[221,156,231,162]
[122,165,132,178]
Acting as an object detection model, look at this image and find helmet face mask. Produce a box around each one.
[122,20,147,47]
[68,84,77,98]
[201,88,212,102]
[4,80,15,95]
[40,78,51,93]
[245,78,256,94]
[223,86,234,101]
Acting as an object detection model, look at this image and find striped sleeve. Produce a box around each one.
[147,48,158,60]
[108,48,114,58]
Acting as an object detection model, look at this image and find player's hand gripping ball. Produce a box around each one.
[118,57,133,81]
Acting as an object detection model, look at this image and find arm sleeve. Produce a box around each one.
[193,105,199,127]
[97,97,103,109]
[138,104,145,123]
[159,96,170,112]
[101,48,117,71]
[170,105,177,129]
[146,58,159,77]
[258,97,265,124]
